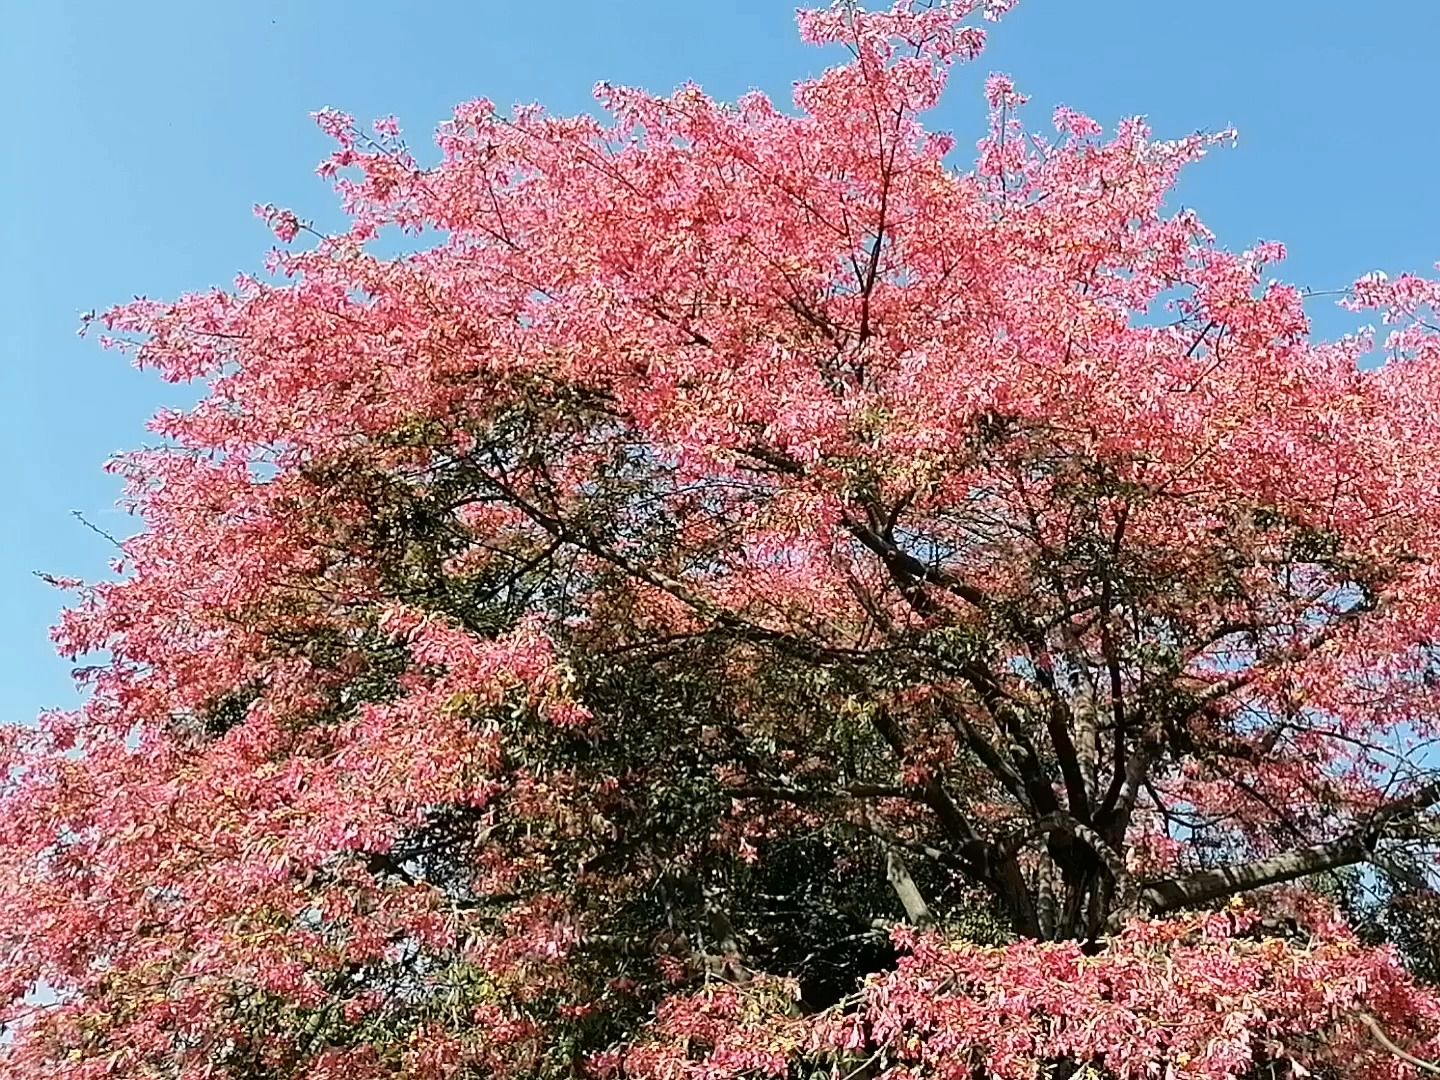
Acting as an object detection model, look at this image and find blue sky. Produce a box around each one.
[3,1,1438,724]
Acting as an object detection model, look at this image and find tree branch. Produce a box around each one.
[726,783,914,803]
[1356,1012,1440,1075]
[857,807,933,927]
[844,511,993,614]
[1141,781,1440,913]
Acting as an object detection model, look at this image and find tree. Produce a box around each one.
[5,1,1440,1076]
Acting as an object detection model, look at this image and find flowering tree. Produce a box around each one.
[7,1,1440,1077]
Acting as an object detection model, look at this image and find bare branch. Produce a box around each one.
[1356,1012,1440,1075]
[1141,781,1440,913]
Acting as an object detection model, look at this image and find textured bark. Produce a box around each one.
[1141,836,1366,913]
[1143,781,1440,913]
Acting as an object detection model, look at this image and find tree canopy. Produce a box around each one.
[6,2,1440,1078]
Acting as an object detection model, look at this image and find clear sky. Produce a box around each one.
[3,1,1438,724]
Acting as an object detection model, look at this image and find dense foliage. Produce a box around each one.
[6,2,1440,1077]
